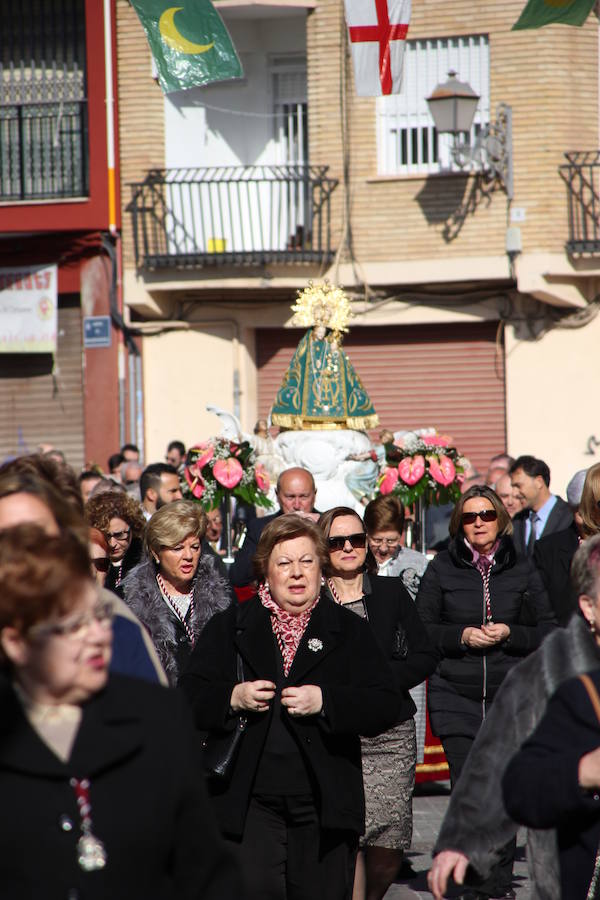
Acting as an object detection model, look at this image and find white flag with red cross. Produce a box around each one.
[344,0,411,96]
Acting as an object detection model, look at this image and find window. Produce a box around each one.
[377,34,489,177]
[271,55,308,166]
[0,0,88,201]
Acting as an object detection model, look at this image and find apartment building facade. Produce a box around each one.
[118,0,600,488]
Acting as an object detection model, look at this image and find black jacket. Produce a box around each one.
[435,615,600,900]
[416,534,556,736]
[179,592,401,838]
[0,674,238,900]
[105,537,143,598]
[511,496,573,556]
[533,524,580,627]
[503,668,600,900]
[349,574,438,724]
[228,512,280,587]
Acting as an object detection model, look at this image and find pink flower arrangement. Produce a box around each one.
[254,462,270,493]
[213,458,244,489]
[379,467,399,495]
[398,455,425,486]
[377,429,465,507]
[183,436,272,512]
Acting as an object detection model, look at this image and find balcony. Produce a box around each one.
[128,165,338,270]
[0,100,89,202]
[561,151,600,255]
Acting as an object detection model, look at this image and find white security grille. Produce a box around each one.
[377,34,490,176]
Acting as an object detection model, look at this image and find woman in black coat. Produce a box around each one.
[179,514,401,900]
[0,524,236,900]
[319,506,437,900]
[416,484,555,899]
[503,667,600,900]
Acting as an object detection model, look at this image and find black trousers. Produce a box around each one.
[228,794,357,900]
[442,734,516,898]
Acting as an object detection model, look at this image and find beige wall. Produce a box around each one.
[307,0,599,265]
[142,324,237,463]
[505,304,600,496]
[116,0,165,270]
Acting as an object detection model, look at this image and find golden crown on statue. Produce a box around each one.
[291,281,354,333]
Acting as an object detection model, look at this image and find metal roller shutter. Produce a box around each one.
[0,296,84,470]
[256,321,506,477]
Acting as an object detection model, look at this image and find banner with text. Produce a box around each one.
[0,265,57,353]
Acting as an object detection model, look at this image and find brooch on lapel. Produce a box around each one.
[308,638,323,652]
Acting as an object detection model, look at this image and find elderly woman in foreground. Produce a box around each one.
[0,524,237,899]
[179,514,400,900]
[123,500,232,685]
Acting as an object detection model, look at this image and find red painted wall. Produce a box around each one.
[0,0,120,235]
[81,256,121,470]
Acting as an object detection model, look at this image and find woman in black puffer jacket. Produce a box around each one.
[416,484,555,900]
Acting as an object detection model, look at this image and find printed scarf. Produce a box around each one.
[258,582,318,676]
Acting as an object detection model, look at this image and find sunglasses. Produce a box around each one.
[327,532,367,552]
[461,509,498,525]
[92,557,110,573]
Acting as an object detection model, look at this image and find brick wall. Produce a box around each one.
[116,0,165,269]
[307,0,598,264]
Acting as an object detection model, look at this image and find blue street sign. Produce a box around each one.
[83,316,112,349]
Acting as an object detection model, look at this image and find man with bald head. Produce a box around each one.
[229,467,318,588]
[495,472,524,519]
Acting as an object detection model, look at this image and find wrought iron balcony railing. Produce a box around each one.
[561,151,600,255]
[0,100,89,201]
[128,165,339,269]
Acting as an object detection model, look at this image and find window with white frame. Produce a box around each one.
[377,34,490,177]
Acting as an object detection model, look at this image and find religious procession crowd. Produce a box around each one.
[0,433,599,900]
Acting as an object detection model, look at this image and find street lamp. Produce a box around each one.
[426,71,513,199]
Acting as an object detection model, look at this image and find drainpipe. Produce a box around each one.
[103,0,117,237]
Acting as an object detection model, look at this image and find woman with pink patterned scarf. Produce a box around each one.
[180,513,400,900]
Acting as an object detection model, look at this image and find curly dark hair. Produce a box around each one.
[85,491,146,538]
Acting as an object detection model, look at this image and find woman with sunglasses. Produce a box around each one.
[85,492,146,597]
[319,507,437,900]
[416,484,555,899]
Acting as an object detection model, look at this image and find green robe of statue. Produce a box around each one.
[271,328,378,431]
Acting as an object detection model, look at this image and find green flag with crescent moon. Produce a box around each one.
[512,0,596,29]
[130,0,243,93]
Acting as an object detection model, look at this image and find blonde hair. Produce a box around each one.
[145,500,206,556]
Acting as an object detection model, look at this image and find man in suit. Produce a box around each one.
[229,467,318,588]
[509,455,573,556]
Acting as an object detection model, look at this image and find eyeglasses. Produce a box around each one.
[107,528,130,542]
[327,533,367,552]
[369,537,401,548]
[91,557,110,573]
[31,600,115,642]
[461,509,498,525]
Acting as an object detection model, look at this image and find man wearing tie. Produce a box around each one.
[509,455,572,556]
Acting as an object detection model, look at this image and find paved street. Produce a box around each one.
[386,783,532,899]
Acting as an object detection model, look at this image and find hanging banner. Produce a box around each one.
[0,265,57,353]
[344,0,412,96]
[130,0,243,93]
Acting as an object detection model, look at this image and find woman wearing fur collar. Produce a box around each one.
[122,501,232,685]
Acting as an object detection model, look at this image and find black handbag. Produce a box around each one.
[201,652,247,783]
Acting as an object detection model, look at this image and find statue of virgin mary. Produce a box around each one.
[271,283,379,431]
